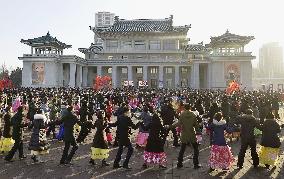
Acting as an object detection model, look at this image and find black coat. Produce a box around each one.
[111,114,138,146]
[29,114,49,151]
[92,119,108,149]
[236,114,260,142]
[161,104,177,125]
[2,112,12,138]
[61,111,79,142]
[145,120,165,153]
[260,119,281,148]
[11,111,26,141]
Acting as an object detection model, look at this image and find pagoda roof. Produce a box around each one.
[20,32,72,49]
[208,30,254,47]
[185,42,211,52]
[78,43,103,54]
[93,15,190,35]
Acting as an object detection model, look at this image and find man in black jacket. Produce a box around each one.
[236,109,260,169]
[161,100,179,147]
[5,106,27,161]
[111,107,140,169]
[60,106,80,165]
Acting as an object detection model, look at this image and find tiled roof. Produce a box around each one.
[94,16,190,34]
[20,32,72,49]
[185,42,211,52]
[78,43,103,54]
[209,30,254,45]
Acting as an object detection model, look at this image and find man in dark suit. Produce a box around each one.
[60,106,80,165]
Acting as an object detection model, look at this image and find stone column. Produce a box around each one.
[69,63,76,87]
[207,63,212,89]
[143,65,148,81]
[112,66,117,88]
[82,66,88,87]
[127,65,133,81]
[192,63,200,89]
[97,65,102,76]
[159,66,164,88]
[175,66,180,88]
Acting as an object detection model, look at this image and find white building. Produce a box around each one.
[19,15,255,89]
[95,12,115,27]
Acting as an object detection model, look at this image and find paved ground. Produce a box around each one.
[1,118,284,179]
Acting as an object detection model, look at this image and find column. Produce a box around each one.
[97,65,102,76]
[69,63,76,87]
[159,66,164,88]
[112,66,117,88]
[175,66,180,88]
[143,65,148,81]
[127,65,133,81]
[31,47,33,54]
[82,66,88,87]
[191,63,200,89]
[207,63,212,89]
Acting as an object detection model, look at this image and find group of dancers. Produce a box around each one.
[0,87,283,172]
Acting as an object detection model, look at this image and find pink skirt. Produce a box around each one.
[136,132,149,147]
[143,151,167,165]
[208,145,235,169]
[106,133,113,142]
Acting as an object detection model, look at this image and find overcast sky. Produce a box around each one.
[0,0,283,69]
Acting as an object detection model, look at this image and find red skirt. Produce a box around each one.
[143,151,167,165]
[208,145,234,169]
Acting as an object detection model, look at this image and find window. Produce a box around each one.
[107,67,112,74]
[122,68,127,74]
[122,41,132,49]
[122,56,128,59]
[150,67,158,74]
[136,56,143,59]
[181,67,188,74]
[149,40,161,50]
[136,67,143,74]
[108,56,113,60]
[163,40,176,50]
[166,79,172,87]
[134,40,146,50]
[106,40,118,49]
[165,67,173,74]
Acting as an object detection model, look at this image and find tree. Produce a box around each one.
[10,67,22,87]
[0,63,9,80]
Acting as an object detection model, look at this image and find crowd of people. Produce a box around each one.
[0,87,283,173]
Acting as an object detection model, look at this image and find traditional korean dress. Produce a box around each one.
[29,114,50,156]
[0,111,15,153]
[143,114,167,166]
[90,117,109,162]
[136,110,152,147]
[258,118,281,167]
[208,119,234,170]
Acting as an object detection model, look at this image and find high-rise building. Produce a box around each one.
[95,11,115,27]
[259,42,283,77]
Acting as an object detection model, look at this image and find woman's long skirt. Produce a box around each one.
[208,145,234,169]
[259,146,280,166]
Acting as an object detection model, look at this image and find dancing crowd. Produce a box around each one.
[0,87,283,172]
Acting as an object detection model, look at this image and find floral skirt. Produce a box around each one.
[143,151,167,165]
[91,147,110,160]
[208,145,234,169]
[106,133,113,142]
[259,146,280,166]
[136,132,149,147]
[0,137,15,153]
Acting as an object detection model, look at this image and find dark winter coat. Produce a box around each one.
[11,111,26,141]
[29,114,49,151]
[110,114,139,146]
[236,114,260,143]
[145,116,165,153]
[2,112,12,138]
[138,111,152,133]
[161,104,177,125]
[209,119,227,146]
[61,111,79,142]
[260,119,281,148]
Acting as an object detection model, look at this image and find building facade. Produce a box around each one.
[20,15,255,89]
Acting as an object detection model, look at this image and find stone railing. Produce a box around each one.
[23,54,60,57]
[210,52,252,56]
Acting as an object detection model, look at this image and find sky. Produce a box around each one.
[0,0,283,69]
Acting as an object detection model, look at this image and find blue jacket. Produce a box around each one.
[209,119,227,146]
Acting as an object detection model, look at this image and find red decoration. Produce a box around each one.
[93,75,112,91]
[0,78,13,91]
[226,80,240,94]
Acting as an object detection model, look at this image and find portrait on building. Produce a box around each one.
[224,62,240,85]
[32,63,45,84]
